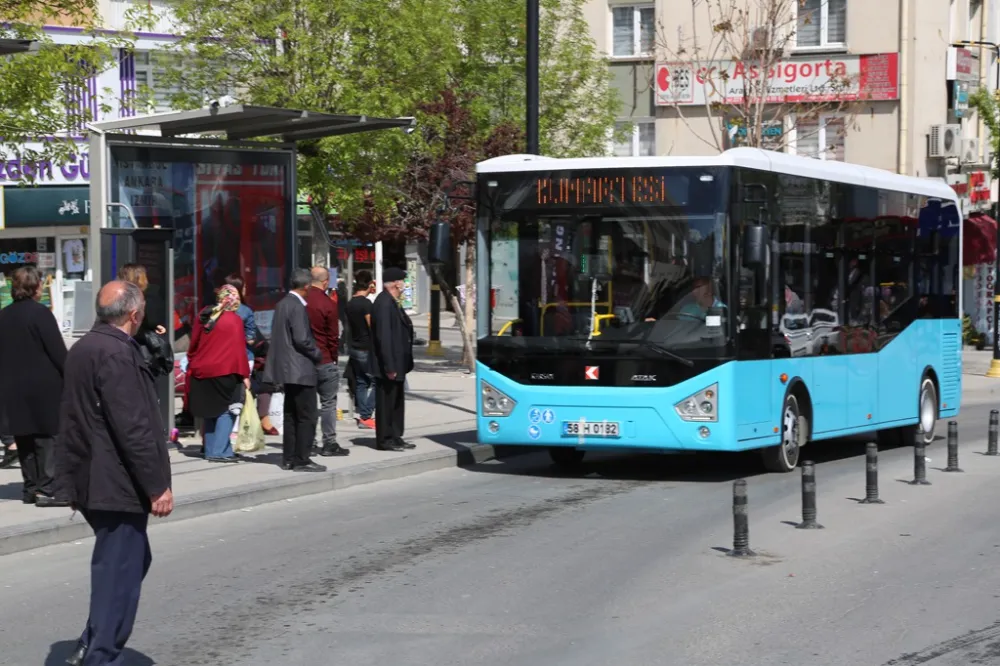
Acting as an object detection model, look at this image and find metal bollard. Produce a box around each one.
[796,460,823,529]
[859,442,885,504]
[910,434,932,486]
[729,479,755,557]
[989,410,999,456]
[944,421,963,473]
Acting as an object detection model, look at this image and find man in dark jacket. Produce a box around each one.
[369,267,415,452]
[0,265,68,506]
[263,268,325,472]
[55,280,173,666]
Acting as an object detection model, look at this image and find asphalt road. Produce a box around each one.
[5,397,1000,666]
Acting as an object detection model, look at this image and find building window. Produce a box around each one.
[133,50,183,112]
[613,120,655,156]
[612,4,655,57]
[796,0,846,49]
[790,115,845,161]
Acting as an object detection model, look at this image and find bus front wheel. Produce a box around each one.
[549,447,585,469]
[762,393,807,473]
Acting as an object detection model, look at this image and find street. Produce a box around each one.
[3,376,1000,665]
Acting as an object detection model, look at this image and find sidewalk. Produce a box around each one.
[0,356,491,556]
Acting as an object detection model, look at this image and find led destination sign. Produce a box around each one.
[536,175,677,206]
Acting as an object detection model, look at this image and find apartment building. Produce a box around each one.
[588,1,991,185]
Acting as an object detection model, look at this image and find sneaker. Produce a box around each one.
[357,417,375,430]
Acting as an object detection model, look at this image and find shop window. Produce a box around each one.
[612,4,655,57]
[796,0,847,49]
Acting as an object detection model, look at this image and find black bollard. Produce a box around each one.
[796,460,824,529]
[729,479,755,557]
[910,434,932,486]
[989,410,999,456]
[859,442,885,504]
[944,421,963,473]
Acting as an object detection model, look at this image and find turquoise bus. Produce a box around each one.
[452,148,962,472]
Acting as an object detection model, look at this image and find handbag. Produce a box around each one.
[136,328,175,378]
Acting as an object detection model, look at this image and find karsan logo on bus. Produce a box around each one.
[694,59,850,85]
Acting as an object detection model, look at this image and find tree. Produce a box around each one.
[0,1,127,168]
[656,0,865,155]
[165,0,623,221]
[354,89,522,369]
[970,87,1000,180]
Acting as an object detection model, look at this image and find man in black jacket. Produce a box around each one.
[369,267,415,452]
[55,280,173,666]
[263,268,325,472]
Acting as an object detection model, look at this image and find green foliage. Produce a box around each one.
[970,87,1000,179]
[0,0,129,169]
[165,0,622,229]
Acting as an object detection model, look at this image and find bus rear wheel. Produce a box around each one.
[762,393,806,473]
[549,447,585,469]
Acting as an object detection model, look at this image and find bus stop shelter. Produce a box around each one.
[84,105,415,431]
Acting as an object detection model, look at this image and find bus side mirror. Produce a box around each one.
[428,222,451,266]
[743,225,770,267]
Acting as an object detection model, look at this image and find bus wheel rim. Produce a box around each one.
[920,382,936,437]
[783,401,799,462]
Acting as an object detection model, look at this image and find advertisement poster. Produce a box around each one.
[111,147,293,332]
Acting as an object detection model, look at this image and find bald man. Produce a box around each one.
[305,266,348,456]
[56,280,173,666]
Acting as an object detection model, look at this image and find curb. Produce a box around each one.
[0,443,533,557]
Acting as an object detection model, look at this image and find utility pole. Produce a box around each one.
[526,0,539,154]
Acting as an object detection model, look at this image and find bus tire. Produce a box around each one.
[909,375,938,446]
[549,447,585,469]
[762,393,806,473]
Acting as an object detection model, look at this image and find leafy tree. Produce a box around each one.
[970,87,1000,179]
[0,0,127,169]
[164,0,623,221]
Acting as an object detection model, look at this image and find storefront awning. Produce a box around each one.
[964,213,997,266]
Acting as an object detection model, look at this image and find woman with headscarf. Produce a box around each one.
[186,285,251,463]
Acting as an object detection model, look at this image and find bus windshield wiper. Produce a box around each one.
[634,340,695,367]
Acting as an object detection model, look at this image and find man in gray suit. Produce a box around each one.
[263,269,326,472]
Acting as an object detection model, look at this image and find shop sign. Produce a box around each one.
[1,185,90,228]
[0,144,89,186]
[948,171,992,214]
[656,53,899,106]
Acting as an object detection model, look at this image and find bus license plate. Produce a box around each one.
[562,421,620,437]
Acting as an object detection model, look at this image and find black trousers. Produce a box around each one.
[14,434,55,499]
[375,378,405,447]
[78,510,151,666]
[283,383,318,466]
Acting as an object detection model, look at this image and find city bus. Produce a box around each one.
[453,148,962,472]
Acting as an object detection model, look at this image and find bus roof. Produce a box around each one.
[475,148,959,202]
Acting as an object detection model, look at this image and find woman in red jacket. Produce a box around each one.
[187,284,250,462]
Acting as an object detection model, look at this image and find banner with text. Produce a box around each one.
[655,53,899,107]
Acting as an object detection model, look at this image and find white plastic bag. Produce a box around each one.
[235,390,266,453]
[268,391,284,436]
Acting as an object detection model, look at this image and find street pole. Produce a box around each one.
[427,267,443,357]
[526,0,539,154]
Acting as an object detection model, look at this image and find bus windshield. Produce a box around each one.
[484,167,731,358]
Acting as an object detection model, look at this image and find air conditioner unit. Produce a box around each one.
[962,137,981,164]
[929,124,961,158]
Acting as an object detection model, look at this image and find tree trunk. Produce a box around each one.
[461,240,477,371]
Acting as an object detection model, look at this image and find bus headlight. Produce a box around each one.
[674,384,718,422]
[481,381,516,417]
